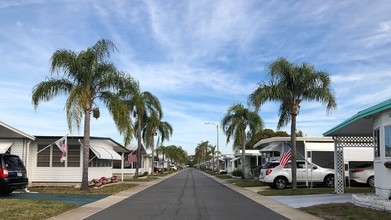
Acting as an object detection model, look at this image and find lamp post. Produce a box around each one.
[205,122,219,172]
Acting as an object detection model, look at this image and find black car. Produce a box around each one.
[0,154,28,195]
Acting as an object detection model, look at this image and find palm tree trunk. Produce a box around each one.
[81,110,91,190]
[291,112,297,190]
[152,136,160,175]
[136,117,142,178]
[151,142,155,175]
[241,128,246,179]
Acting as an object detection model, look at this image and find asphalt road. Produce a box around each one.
[86,168,289,220]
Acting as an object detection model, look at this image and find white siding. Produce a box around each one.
[89,167,114,180]
[6,139,27,160]
[374,111,391,198]
[28,141,115,183]
[30,167,82,182]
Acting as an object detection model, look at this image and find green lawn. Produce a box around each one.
[258,186,374,196]
[0,199,77,220]
[29,182,137,195]
[228,178,266,187]
[0,182,139,220]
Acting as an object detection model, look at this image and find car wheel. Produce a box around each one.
[273,176,288,189]
[324,175,334,188]
[0,189,13,195]
[268,184,276,189]
[367,176,375,187]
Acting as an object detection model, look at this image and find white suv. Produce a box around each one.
[259,160,335,189]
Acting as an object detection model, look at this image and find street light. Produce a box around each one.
[205,122,219,172]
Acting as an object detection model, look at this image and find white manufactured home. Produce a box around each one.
[0,120,149,186]
[324,98,391,201]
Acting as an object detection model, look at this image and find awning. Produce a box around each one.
[304,142,334,152]
[90,145,121,160]
[323,98,391,137]
[0,142,13,153]
[260,142,281,152]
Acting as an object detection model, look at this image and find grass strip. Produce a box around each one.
[29,182,137,195]
[0,199,76,220]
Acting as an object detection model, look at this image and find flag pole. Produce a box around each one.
[37,143,52,154]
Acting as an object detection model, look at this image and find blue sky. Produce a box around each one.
[1,0,391,155]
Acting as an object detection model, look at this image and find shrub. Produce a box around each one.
[143,171,149,176]
[232,170,242,177]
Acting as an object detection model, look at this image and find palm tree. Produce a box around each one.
[157,145,167,170]
[142,112,173,174]
[165,145,177,168]
[248,57,336,189]
[32,39,137,190]
[221,103,263,179]
[209,146,216,172]
[194,141,211,169]
[122,83,162,178]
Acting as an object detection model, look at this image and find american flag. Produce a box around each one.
[279,144,291,168]
[127,152,138,163]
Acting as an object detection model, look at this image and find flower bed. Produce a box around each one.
[89,176,118,188]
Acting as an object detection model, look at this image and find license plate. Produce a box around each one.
[17,172,22,177]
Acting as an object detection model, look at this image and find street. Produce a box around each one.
[86,168,288,220]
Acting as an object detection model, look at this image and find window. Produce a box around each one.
[37,145,50,167]
[52,146,65,167]
[374,128,380,158]
[67,145,80,167]
[385,126,391,157]
[297,162,305,169]
[37,144,80,167]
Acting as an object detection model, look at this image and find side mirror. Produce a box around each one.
[312,166,317,170]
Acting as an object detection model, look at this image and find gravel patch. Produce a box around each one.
[352,193,391,211]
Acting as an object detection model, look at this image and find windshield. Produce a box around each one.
[261,162,280,169]
[4,155,26,171]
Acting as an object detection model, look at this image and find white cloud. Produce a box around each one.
[2,0,391,156]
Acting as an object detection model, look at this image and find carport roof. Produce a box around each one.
[0,121,35,140]
[323,98,391,137]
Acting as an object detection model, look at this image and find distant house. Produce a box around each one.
[0,120,149,187]
[219,154,237,173]
[324,98,391,200]
[113,142,150,179]
[235,149,263,178]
